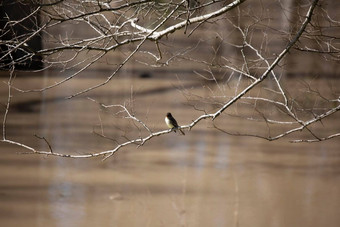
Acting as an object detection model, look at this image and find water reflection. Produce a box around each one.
[214,132,230,170]
[0,72,339,227]
[48,160,86,227]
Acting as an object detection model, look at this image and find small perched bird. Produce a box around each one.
[165,112,185,135]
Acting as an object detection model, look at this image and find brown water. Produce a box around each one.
[1,71,340,227]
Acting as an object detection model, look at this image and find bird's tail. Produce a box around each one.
[179,128,185,135]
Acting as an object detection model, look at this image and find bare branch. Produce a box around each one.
[2,0,339,161]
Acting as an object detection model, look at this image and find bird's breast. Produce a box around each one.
[165,117,174,128]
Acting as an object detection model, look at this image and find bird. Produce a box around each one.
[165,112,185,135]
